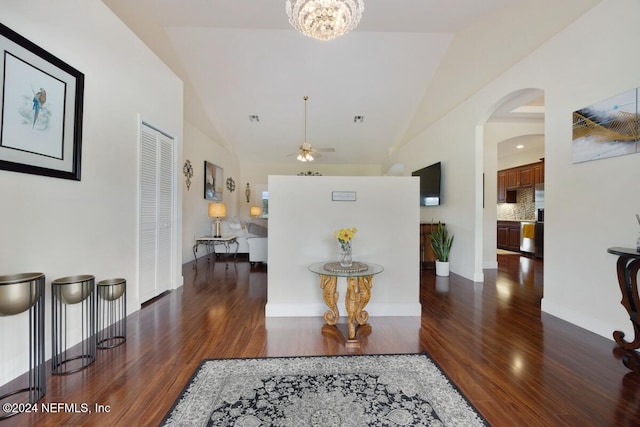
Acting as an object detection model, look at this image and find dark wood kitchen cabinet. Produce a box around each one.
[497,171,516,203]
[506,169,519,189]
[506,164,533,189]
[497,171,506,202]
[419,223,439,269]
[519,167,533,187]
[497,221,521,252]
[498,161,544,198]
[533,161,544,185]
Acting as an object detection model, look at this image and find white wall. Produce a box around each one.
[386,119,481,281]
[240,162,383,207]
[266,176,421,317]
[532,0,639,339]
[385,0,640,340]
[0,1,183,385]
[181,121,241,263]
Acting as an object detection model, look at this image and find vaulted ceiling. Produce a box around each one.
[102,0,599,165]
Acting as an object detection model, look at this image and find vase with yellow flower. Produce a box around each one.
[334,227,357,267]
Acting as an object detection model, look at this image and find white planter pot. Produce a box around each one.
[435,260,450,277]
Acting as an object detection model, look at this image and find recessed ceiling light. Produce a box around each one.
[516,144,524,149]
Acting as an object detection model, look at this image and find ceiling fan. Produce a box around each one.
[289,96,335,162]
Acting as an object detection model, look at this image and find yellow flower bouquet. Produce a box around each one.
[334,227,357,267]
[334,227,357,249]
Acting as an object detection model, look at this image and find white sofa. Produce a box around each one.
[246,220,268,265]
[217,217,267,264]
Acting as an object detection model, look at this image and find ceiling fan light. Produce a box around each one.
[296,152,314,162]
[286,0,364,41]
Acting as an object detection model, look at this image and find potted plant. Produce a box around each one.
[430,221,454,276]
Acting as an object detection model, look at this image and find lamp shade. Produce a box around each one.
[250,206,262,217]
[208,202,226,218]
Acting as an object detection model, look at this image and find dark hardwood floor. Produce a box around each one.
[2,253,640,426]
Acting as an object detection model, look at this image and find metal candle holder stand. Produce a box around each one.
[0,273,46,419]
[51,275,96,375]
[96,278,126,349]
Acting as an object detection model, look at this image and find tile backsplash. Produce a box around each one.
[497,187,535,220]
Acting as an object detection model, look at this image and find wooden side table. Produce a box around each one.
[309,261,384,348]
[607,247,640,372]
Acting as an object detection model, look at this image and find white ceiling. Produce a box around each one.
[102,0,535,165]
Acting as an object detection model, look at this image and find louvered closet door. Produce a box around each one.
[156,133,174,295]
[139,123,174,303]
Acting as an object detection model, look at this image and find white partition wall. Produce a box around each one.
[266,175,421,317]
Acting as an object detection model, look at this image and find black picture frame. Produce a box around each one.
[0,23,84,181]
[204,160,223,201]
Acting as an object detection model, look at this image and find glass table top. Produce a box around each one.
[308,261,384,277]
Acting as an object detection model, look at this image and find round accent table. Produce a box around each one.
[607,247,640,373]
[96,278,127,349]
[51,275,96,375]
[0,273,45,419]
[308,261,384,348]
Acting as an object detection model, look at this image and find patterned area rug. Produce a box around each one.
[161,353,489,426]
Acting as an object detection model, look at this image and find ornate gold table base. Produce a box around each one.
[320,274,373,348]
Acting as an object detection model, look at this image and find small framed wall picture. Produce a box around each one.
[332,191,357,201]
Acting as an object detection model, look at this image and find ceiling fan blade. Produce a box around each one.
[311,147,335,153]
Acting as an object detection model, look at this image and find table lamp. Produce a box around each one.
[250,206,262,217]
[208,202,226,238]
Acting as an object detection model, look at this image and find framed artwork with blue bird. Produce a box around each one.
[0,23,84,180]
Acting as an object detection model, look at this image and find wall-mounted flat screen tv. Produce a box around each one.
[412,162,441,206]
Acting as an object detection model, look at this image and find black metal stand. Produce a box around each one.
[96,278,126,349]
[51,275,96,375]
[0,273,45,419]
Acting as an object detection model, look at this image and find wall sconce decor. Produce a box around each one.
[297,171,322,176]
[245,183,251,203]
[183,160,193,190]
[226,177,236,192]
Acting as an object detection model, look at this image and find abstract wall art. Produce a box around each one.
[572,88,639,163]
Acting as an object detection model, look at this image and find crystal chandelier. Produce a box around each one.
[285,0,365,41]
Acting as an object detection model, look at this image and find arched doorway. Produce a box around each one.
[481,88,545,275]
